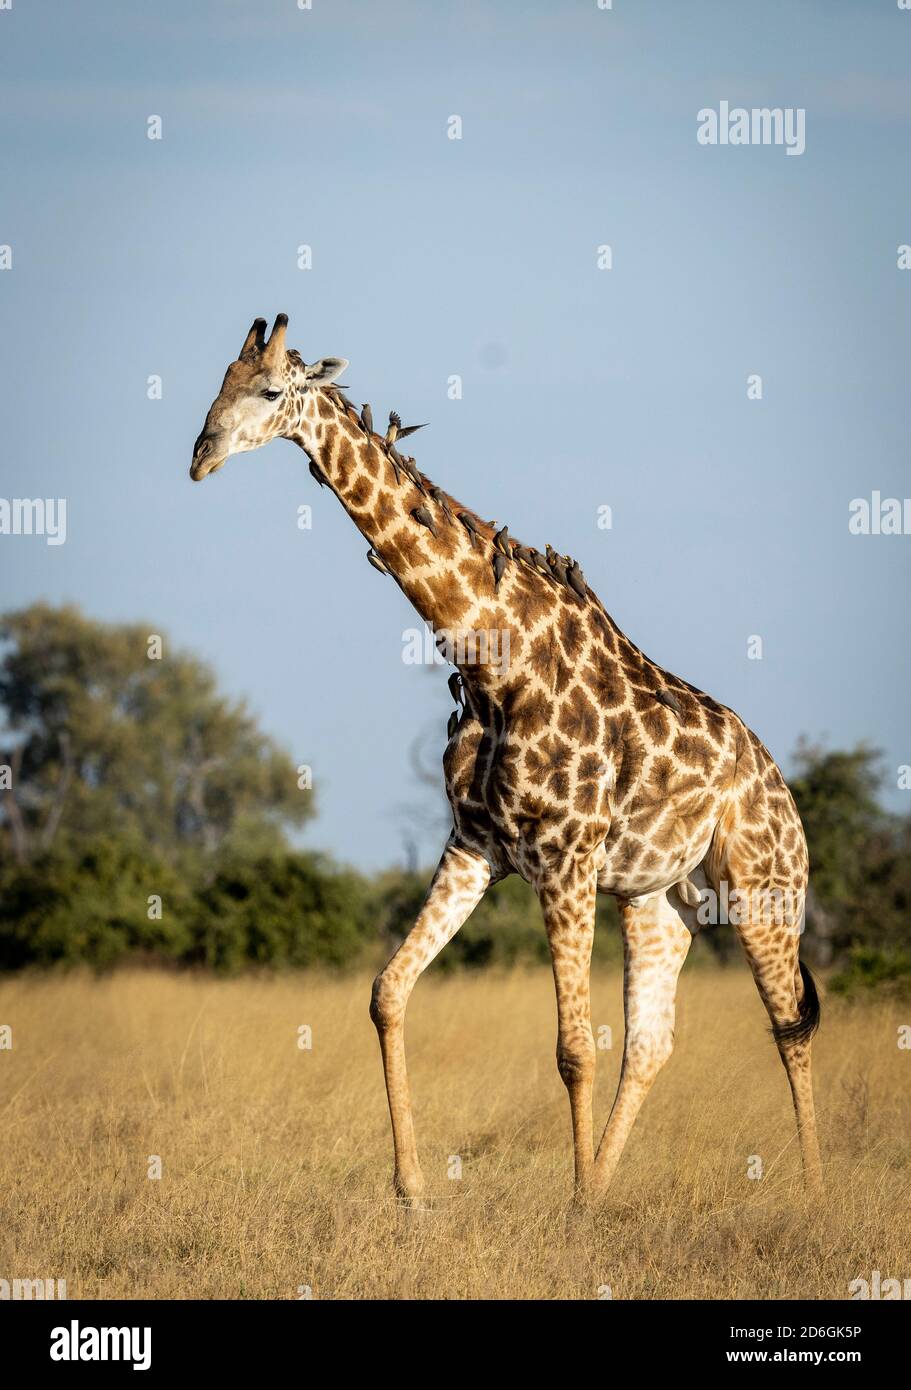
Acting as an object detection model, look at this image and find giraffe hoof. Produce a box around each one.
[565,1199,593,1225]
[400,1197,433,1218]
[394,1190,433,1222]
[572,1185,609,1217]
[393,1175,429,1210]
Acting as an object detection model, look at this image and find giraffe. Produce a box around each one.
[190,314,823,1207]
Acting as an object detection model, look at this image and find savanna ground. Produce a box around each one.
[1,964,908,1300]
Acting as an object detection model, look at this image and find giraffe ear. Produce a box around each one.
[302,357,349,388]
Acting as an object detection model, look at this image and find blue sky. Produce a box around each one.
[1,0,908,869]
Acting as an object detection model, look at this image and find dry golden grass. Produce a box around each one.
[0,963,908,1300]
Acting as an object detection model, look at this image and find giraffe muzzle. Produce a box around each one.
[190,435,225,481]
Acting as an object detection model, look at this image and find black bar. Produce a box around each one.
[6,1298,906,1373]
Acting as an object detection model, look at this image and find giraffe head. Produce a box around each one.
[190,313,348,480]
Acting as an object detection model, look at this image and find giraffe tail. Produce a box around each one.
[771,959,820,1048]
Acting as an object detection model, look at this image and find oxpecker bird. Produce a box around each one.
[429,486,453,522]
[548,553,569,586]
[367,549,388,576]
[458,512,483,550]
[400,454,427,493]
[654,687,683,717]
[385,410,427,447]
[493,524,511,556]
[566,560,587,599]
[411,505,438,537]
[493,551,508,587]
[335,391,361,424]
[384,445,404,484]
[384,411,403,448]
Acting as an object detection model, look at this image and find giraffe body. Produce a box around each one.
[191,316,822,1206]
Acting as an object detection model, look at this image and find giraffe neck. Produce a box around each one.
[285,383,566,692]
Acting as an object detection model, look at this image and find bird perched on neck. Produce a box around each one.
[385,411,428,449]
[565,559,587,599]
[411,504,438,537]
[429,486,454,523]
[654,687,683,717]
[547,550,568,585]
[334,390,362,426]
[493,524,511,556]
[399,454,427,494]
[458,512,483,550]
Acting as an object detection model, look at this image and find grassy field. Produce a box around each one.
[1,963,908,1300]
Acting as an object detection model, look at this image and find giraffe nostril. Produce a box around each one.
[190,437,216,481]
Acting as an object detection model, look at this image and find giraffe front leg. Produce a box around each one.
[590,891,692,1203]
[370,841,491,1205]
[537,860,599,1201]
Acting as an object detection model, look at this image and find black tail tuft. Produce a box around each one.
[772,960,821,1048]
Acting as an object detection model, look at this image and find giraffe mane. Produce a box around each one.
[314,379,552,571]
[318,381,736,723]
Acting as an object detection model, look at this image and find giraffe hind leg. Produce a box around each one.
[703,744,822,1192]
[732,904,823,1194]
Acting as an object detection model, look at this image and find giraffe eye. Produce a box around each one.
[261,389,282,401]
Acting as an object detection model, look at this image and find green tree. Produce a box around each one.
[0,604,312,864]
[790,740,911,991]
[790,741,884,911]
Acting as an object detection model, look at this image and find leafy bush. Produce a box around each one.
[829,945,911,998]
[0,839,370,974]
[0,836,193,970]
[188,852,370,974]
